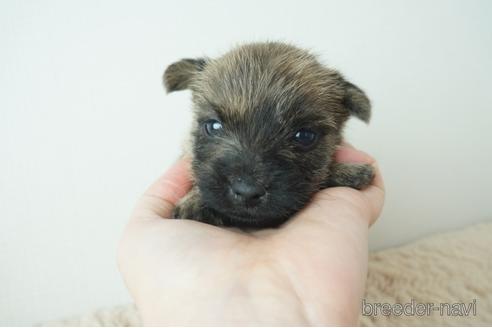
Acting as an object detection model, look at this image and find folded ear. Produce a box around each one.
[163,58,207,93]
[343,81,371,123]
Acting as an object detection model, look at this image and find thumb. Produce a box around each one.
[132,158,192,220]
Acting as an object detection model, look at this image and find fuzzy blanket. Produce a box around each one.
[42,222,492,326]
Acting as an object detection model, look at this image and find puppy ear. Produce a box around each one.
[163,58,207,92]
[343,81,371,123]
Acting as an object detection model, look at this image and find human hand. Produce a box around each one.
[117,144,384,326]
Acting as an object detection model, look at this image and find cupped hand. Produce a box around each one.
[117,144,384,326]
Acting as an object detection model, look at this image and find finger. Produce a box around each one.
[335,143,375,164]
[336,144,385,220]
[133,158,192,220]
[335,142,384,200]
[334,144,385,220]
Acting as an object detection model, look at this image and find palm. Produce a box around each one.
[118,147,383,325]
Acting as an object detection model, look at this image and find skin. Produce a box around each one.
[117,143,385,326]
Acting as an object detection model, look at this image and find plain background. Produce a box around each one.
[1,0,491,325]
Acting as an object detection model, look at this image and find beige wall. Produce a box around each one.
[1,0,491,325]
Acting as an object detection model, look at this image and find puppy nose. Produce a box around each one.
[230,178,266,202]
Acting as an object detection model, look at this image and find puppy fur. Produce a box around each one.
[163,42,374,228]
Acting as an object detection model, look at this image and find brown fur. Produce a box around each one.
[163,42,373,228]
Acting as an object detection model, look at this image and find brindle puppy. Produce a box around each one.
[163,42,374,228]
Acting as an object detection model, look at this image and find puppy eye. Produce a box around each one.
[204,119,223,136]
[293,128,317,148]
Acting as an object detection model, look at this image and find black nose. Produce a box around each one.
[230,178,266,203]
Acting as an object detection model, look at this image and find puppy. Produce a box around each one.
[163,42,374,228]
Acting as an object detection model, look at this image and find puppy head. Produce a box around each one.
[164,42,370,227]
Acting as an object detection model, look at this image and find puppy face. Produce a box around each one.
[164,42,370,227]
